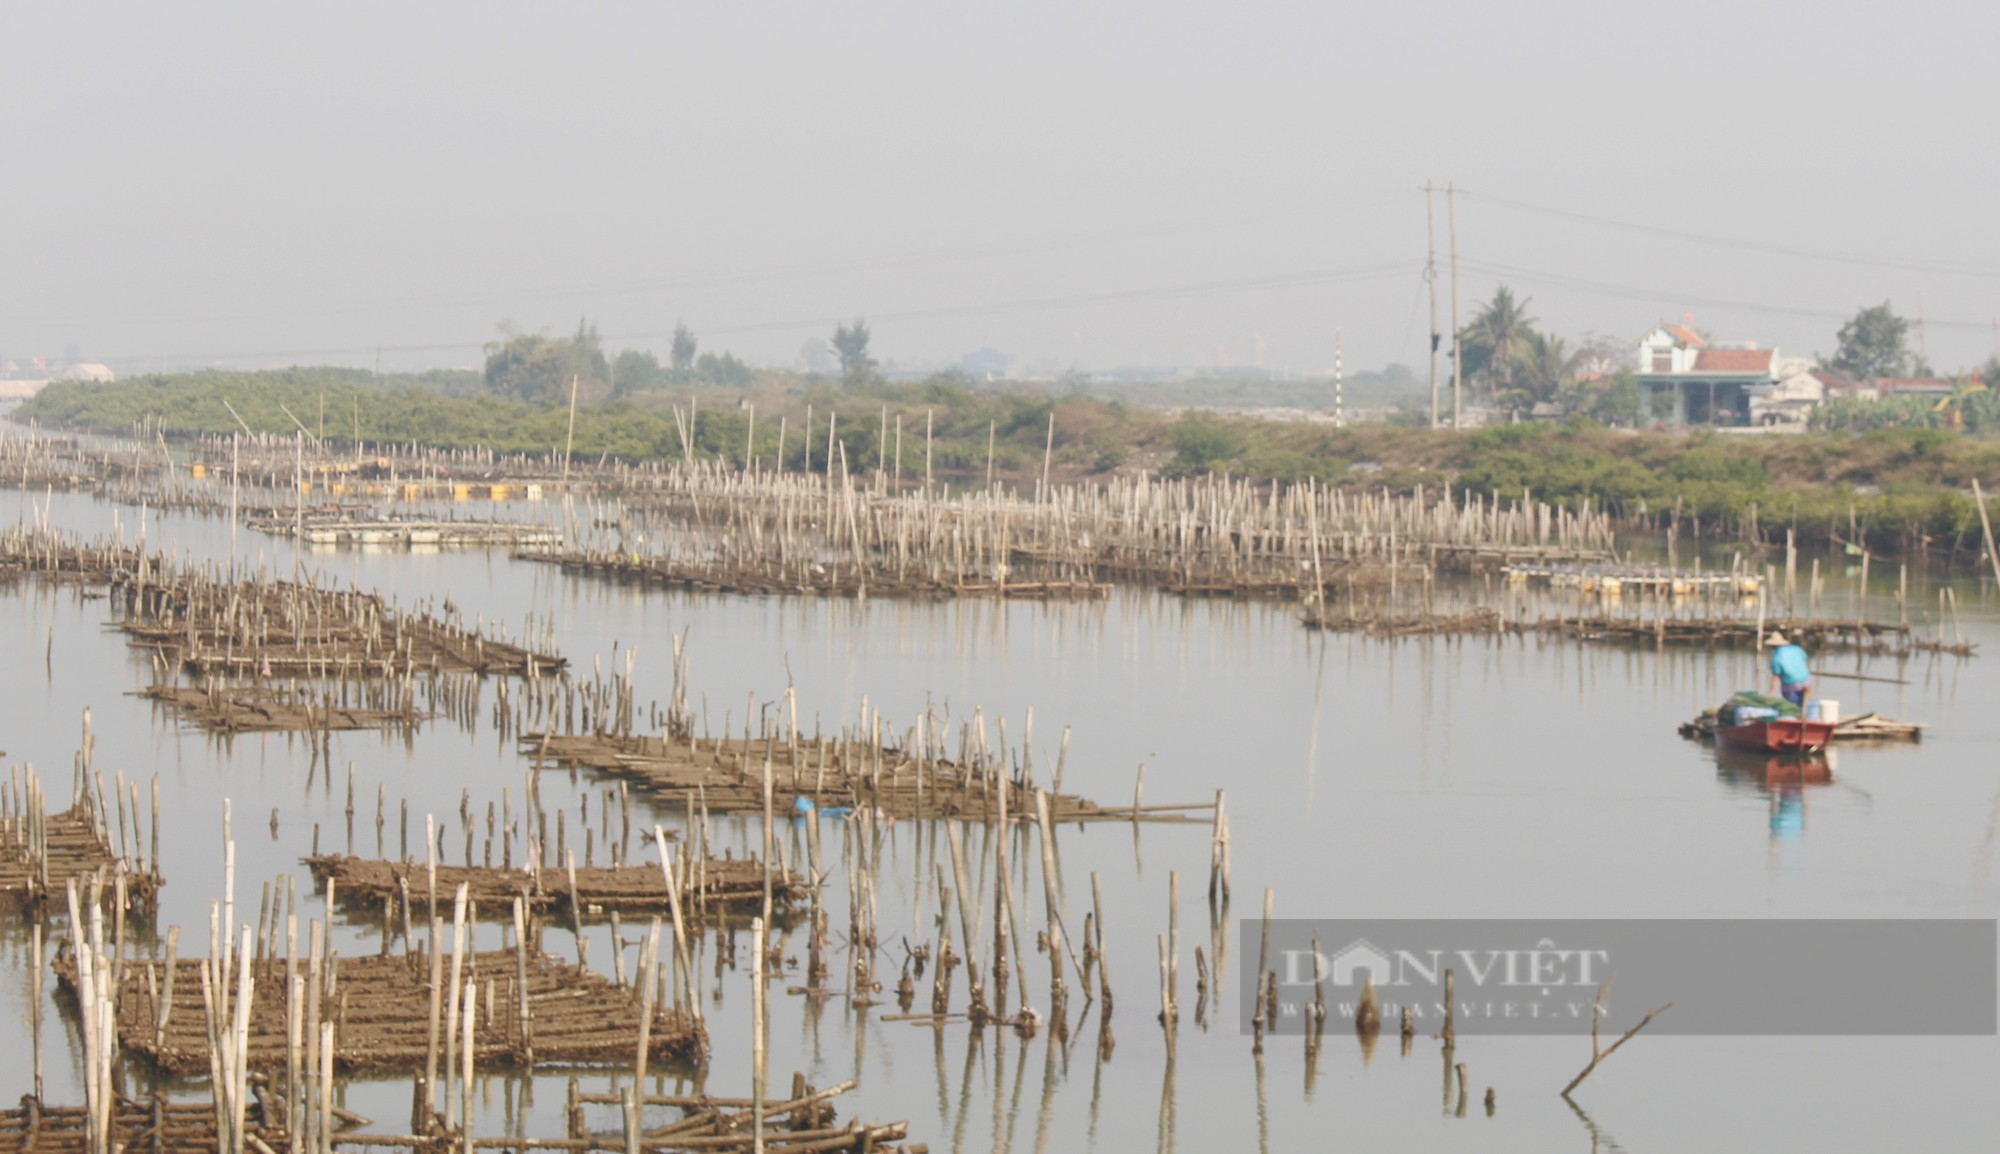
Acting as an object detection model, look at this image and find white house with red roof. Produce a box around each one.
[1635,324,1780,426]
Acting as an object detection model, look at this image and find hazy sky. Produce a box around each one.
[5,2,1997,378]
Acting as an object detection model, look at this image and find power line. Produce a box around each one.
[1460,257,1995,332]
[1478,192,2000,281]
[3,191,1401,334]
[93,260,1417,368]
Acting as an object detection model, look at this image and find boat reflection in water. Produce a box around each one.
[1713,746,1835,844]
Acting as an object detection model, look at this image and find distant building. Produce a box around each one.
[797,338,835,375]
[0,359,114,399]
[1747,357,1826,427]
[1810,370,1954,403]
[958,347,1013,381]
[1634,324,1779,426]
[1876,377,1955,397]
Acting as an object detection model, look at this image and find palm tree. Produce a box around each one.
[1515,331,1575,407]
[1456,286,1538,403]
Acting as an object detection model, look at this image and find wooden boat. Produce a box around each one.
[1680,709,1924,744]
[1715,716,1836,754]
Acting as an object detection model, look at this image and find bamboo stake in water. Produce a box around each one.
[652,825,698,1021]
[460,978,475,1154]
[1207,790,1230,905]
[752,914,768,1154]
[30,921,44,1101]
[513,896,534,1067]
[425,914,444,1114]
[320,1020,336,1154]
[287,973,305,1147]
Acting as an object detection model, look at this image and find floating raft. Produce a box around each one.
[138,684,422,734]
[1433,542,1617,571]
[1538,616,1974,656]
[251,514,561,549]
[523,732,1204,824]
[1158,573,1394,599]
[0,1096,286,1154]
[1301,608,1977,658]
[1301,608,1505,637]
[118,578,567,678]
[562,1075,919,1153]
[0,804,161,919]
[0,532,142,584]
[1503,562,1757,596]
[518,550,1110,601]
[1678,710,1924,743]
[0,1078,919,1154]
[303,853,807,921]
[59,949,703,1076]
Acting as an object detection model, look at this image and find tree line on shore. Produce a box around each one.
[405,300,2000,434]
[16,359,2000,555]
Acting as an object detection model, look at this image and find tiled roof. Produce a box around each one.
[1877,378,1953,392]
[1692,348,1774,373]
[1663,324,1707,348]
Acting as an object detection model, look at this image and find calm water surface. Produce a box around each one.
[2,482,1996,1153]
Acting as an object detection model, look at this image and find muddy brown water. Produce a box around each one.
[2,477,1997,1153]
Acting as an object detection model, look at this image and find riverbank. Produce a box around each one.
[16,370,2000,555]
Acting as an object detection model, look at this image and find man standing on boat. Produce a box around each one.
[1764,631,1812,709]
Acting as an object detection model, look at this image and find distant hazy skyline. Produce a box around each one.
[5,2,1996,379]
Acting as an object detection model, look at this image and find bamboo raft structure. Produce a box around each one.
[0,1076,918,1154]
[21,415,1631,611]
[1302,602,1979,658]
[519,550,1109,601]
[0,527,571,680]
[0,528,144,584]
[56,947,704,1076]
[558,1075,916,1153]
[523,729,1200,825]
[517,462,1615,604]
[0,429,109,494]
[1301,608,1506,638]
[501,646,1208,826]
[0,1095,290,1154]
[302,855,807,921]
[0,762,162,919]
[139,685,423,735]
[118,574,565,679]
[1503,561,1759,597]
[1535,615,1974,656]
[248,513,561,549]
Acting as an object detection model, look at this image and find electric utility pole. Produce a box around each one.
[1335,328,1345,428]
[1448,181,1464,427]
[1426,180,1440,428]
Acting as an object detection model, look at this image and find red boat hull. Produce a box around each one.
[1717,717,1836,753]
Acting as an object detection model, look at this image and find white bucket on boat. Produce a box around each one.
[1808,699,1840,724]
